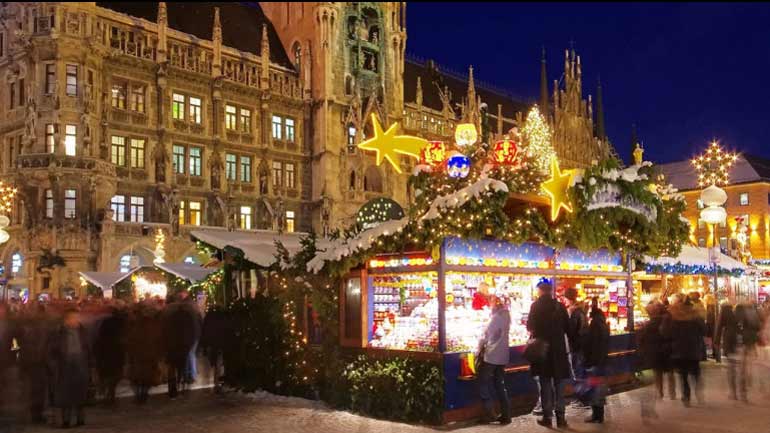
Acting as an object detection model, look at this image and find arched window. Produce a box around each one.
[349,171,356,190]
[347,123,357,153]
[11,252,22,276]
[292,41,302,73]
[363,166,383,193]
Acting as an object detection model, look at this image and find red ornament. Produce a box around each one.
[491,138,519,165]
[420,141,447,166]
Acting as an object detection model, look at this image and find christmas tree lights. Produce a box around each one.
[520,105,556,174]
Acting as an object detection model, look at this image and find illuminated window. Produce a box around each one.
[189,96,202,124]
[240,206,252,230]
[272,161,282,186]
[172,145,185,174]
[272,115,283,139]
[130,138,145,168]
[240,156,251,183]
[285,163,296,189]
[189,147,202,176]
[285,118,295,142]
[226,153,237,181]
[64,189,77,219]
[347,125,356,148]
[111,82,126,109]
[130,196,144,223]
[45,189,53,219]
[64,124,77,156]
[286,210,295,233]
[110,136,126,166]
[46,124,55,154]
[119,255,133,273]
[11,252,23,275]
[130,85,145,112]
[739,192,749,206]
[172,93,185,120]
[189,201,201,226]
[178,201,185,226]
[65,64,77,96]
[45,64,55,94]
[225,105,237,130]
[240,108,251,133]
[110,195,126,222]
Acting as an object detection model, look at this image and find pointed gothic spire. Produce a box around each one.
[157,2,168,61]
[212,7,222,77]
[464,65,479,124]
[497,104,503,136]
[415,76,423,107]
[540,46,549,117]
[260,24,270,89]
[595,77,606,140]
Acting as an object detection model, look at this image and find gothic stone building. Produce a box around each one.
[0,2,613,299]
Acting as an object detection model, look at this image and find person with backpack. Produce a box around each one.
[527,281,571,428]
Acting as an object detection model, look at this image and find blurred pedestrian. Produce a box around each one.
[477,294,511,425]
[716,301,741,400]
[163,291,200,399]
[734,301,761,403]
[16,304,51,423]
[527,281,571,428]
[564,288,588,406]
[583,297,609,424]
[662,294,706,407]
[49,309,91,428]
[94,305,127,406]
[0,303,15,422]
[126,301,163,404]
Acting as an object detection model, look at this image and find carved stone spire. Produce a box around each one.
[595,77,606,140]
[212,7,222,77]
[415,76,422,107]
[496,104,503,136]
[157,2,168,62]
[464,65,479,126]
[260,24,270,90]
[540,46,549,119]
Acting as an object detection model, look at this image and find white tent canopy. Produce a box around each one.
[155,262,216,282]
[191,228,329,267]
[79,270,136,290]
[644,245,747,271]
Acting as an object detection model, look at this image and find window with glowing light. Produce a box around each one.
[285,211,295,233]
[45,189,53,219]
[240,156,251,183]
[110,195,126,222]
[225,105,237,130]
[240,206,252,230]
[64,189,77,219]
[111,135,126,166]
[225,153,237,181]
[64,124,77,156]
[739,192,749,206]
[189,147,202,176]
[130,196,144,223]
[11,252,23,275]
[130,139,145,169]
[189,201,201,226]
[46,124,55,154]
[65,64,77,96]
[189,97,202,124]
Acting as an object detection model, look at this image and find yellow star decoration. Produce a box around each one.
[541,157,574,221]
[357,114,429,174]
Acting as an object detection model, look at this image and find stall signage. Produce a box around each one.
[587,184,658,223]
[369,255,433,269]
[555,247,624,273]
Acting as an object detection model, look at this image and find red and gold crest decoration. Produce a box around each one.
[420,141,447,167]
[491,138,519,165]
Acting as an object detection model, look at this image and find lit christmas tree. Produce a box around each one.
[520,105,555,174]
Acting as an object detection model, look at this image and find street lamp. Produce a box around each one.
[699,180,727,363]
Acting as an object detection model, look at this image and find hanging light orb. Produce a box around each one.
[454,123,478,147]
[446,151,471,179]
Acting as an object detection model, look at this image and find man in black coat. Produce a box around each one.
[163,291,201,399]
[95,305,127,406]
[661,294,707,406]
[527,282,571,428]
[582,299,609,423]
[716,302,740,400]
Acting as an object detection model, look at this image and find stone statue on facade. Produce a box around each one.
[81,112,91,146]
[321,196,331,238]
[274,197,285,233]
[23,97,37,150]
[167,190,180,235]
[258,164,268,195]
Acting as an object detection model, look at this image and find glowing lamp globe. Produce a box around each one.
[0,229,9,245]
[446,152,471,179]
[491,138,519,165]
[700,184,727,207]
[454,123,478,147]
[0,215,9,228]
[700,206,726,225]
[420,141,447,167]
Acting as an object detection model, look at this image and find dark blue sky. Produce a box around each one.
[406,2,770,164]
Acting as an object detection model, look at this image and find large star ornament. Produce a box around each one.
[542,157,574,221]
[357,114,429,173]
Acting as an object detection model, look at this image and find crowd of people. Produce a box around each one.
[0,291,219,429]
[476,282,770,428]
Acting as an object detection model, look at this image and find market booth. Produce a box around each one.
[341,236,638,422]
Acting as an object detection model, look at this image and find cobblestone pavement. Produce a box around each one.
[13,362,770,433]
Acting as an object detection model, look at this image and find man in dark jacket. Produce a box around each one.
[527,282,571,428]
[94,305,127,406]
[662,294,706,406]
[716,302,740,400]
[582,298,609,423]
[50,308,91,428]
[163,291,201,398]
[734,302,761,403]
[564,288,588,405]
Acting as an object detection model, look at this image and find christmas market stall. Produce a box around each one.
[307,110,690,423]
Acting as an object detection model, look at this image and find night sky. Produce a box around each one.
[406,2,770,164]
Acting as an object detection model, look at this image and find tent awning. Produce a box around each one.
[644,245,747,272]
[190,228,329,268]
[155,262,216,283]
[79,270,137,290]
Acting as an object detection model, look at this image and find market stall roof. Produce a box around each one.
[644,245,747,271]
[155,262,216,283]
[79,270,136,290]
[191,228,329,268]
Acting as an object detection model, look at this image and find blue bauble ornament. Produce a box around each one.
[446,152,471,178]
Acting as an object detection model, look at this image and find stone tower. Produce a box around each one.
[261,2,408,233]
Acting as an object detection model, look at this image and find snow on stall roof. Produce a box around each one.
[191,228,328,268]
[307,177,509,273]
[154,262,216,283]
[644,244,746,270]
